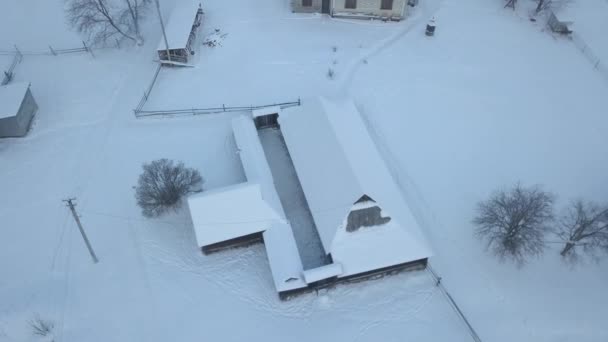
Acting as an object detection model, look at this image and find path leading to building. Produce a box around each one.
[257,127,328,270]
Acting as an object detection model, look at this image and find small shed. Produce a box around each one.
[157,1,204,64]
[548,10,573,34]
[0,82,37,138]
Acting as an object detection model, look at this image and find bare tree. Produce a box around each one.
[122,0,151,43]
[473,184,554,265]
[66,0,150,46]
[135,159,203,218]
[557,200,608,262]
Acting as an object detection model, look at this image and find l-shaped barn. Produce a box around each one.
[187,97,431,298]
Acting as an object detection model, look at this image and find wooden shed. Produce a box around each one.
[548,10,573,34]
[157,1,204,64]
[0,82,38,138]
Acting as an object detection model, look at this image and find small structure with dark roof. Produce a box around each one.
[0,82,38,138]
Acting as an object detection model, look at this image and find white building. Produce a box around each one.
[291,0,411,21]
[279,98,432,279]
[187,98,431,299]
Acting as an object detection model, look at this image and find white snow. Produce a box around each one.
[187,182,281,247]
[157,0,202,51]
[0,82,30,119]
[302,263,343,283]
[279,97,432,270]
[1,0,607,341]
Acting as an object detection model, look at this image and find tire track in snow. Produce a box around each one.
[337,0,446,92]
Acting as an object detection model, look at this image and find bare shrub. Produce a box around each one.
[473,183,554,265]
[327,68,335,79]
[557,200,608,263]
[29,314,54,337]
[135,159,203,217]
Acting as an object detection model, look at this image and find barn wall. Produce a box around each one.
[201,231,264,254]
[332,0,407,19]
[291,0,324,13]
[0,88,36,138]
[0,117,18,138]
[16,88,37,135]
[279,258,427,300]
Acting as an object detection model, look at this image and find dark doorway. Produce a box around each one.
[254,113,279,129]
[322,0,330,14]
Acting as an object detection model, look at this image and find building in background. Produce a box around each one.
[291,0,410,21]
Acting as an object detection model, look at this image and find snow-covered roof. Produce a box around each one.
[263,223,307,292]
[157,0,202,51]
[232,115,306,292]
[187,182,282,247]
[187,114,306,293]
[302,263,343,284]
[0,82,29,119]
[279,97,432,262]
[232,115,284,217]
[252,106,281,118]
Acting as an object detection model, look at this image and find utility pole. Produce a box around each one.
[63,198,99,264]
[154,0,171,62]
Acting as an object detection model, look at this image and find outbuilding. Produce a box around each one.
[157,1,204,64]
[0,82,38,138]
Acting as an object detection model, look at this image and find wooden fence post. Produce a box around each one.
[83,41,95,58]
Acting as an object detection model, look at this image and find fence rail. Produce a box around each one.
[570,33,608,82]
[135,63,163,112]
[0,42,94,57]
[134,100,301,118]
[1,48,23,85]
[427,265,482,342]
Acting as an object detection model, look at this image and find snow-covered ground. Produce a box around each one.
[1,0,607,341]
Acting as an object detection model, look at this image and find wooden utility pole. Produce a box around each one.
[63,198,99,264]
[154,0,172,62]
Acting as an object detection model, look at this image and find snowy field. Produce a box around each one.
[1,0,607,341]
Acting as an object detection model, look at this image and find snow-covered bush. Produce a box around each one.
[135,159,203,217]
[557,200,608,263]
[473,183,554,266]
[28,314,54,337]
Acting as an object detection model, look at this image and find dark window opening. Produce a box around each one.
[302,0,312,6]
[345,0,357,9]
[381,0,394,9]
[346,205,391,232]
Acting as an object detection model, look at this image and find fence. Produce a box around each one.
[427,264,482,342]
[570,33,608,82]
[1,47,23,85]
[134,100,302,118]
[0,41,94,57]
[134,63,163,113]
